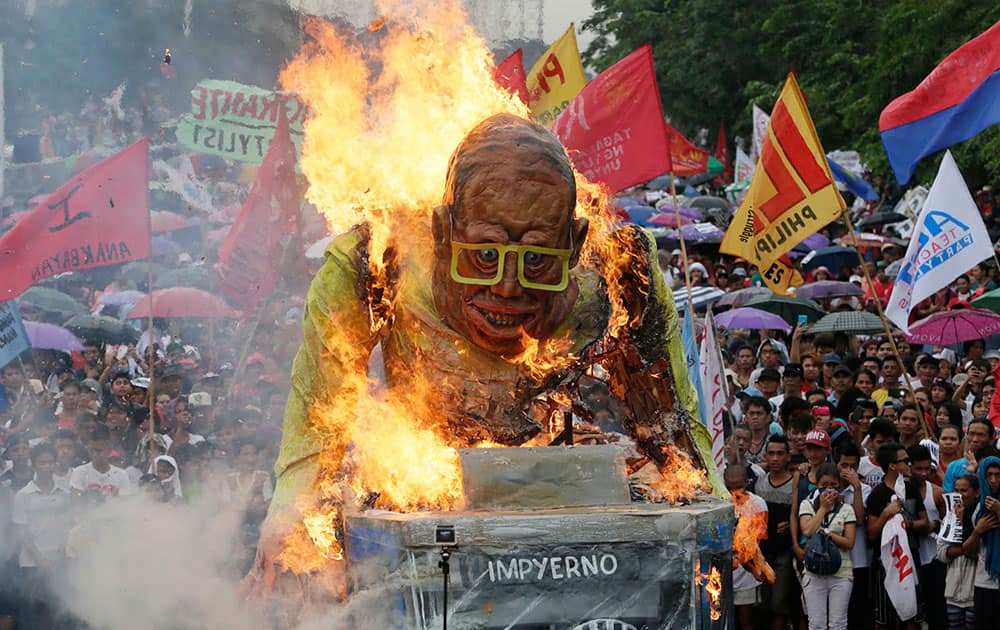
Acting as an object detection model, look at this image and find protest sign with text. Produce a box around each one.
[699,309,728,470]
[176,79,308,163]
[0,300,29,369]
[552,44,670,193]
[0,138,150,300]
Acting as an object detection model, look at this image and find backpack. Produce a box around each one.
[803,508,842,575]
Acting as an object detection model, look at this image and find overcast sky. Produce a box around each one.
[544,0,595,49]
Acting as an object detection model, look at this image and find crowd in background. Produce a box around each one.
[673,189,1000,629]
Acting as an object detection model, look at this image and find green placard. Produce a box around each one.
[176,79,306,163]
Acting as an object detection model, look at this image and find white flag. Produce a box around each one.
[885,151,992,332]
[752,104,770,159]
[734,146,754,183]
[698,309,728,470]
[880,513,919,621]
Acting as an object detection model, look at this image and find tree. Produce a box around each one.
[582,0,1000,187]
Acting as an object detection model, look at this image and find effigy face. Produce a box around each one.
[431,114,589,357]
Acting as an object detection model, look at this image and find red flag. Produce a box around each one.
[0,138,150,300]
[715,123,731,180]
[664,123,710,176]
[552,44,670,192]
[494,49,529,104]
[216,106,299,311]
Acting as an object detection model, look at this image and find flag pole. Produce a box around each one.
[843,212,933,438]
[144,139,156,446]
[669,173,697,318]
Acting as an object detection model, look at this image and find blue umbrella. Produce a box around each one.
[622,205,657,225]
[801,246,858,273]
[654,202,704,220]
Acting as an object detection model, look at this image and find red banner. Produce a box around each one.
[551,44,670,192]
[0,138,151,300]
[215,110,299,311]
[664,123,710,176]
[494,49,529,104]
[715,123,731,180]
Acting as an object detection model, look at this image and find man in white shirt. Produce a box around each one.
[69,424,134,501]
[726,464,768,630]
[12,443,72,627]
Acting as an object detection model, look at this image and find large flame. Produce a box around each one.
[731,490,776,584]
[274,0,707,574]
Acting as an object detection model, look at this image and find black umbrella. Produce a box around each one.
[855,212,907,229]
[64,314,139,345]
[688,196,731,211]
[744,295,826,326]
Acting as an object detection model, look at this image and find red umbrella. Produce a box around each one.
[150,210,190,233]
[126,287,239,319]
[904,308,1000,345]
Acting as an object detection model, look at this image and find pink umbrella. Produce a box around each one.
[904,308,1000,345]
[647,212,694,228]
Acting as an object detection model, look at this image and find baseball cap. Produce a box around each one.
[849,274,863,284]
[805,429,831,449]
[200,372,222,381]
[783,363,803,377]
[832,364,853,376]
[736,386,764,399]
[881,398,902,410]
[732,267,747,277]
[110,367,131,381]
[80,378,100,393]
[917,354,938,366]
[187,392,213,408]
[811,406,832,417]
[985,350,1000,361]
[130,377,150,390]
[822,353,841,365]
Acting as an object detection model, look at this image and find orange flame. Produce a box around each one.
[273,0,709,572]
[648,447,710,502]
[694,559,723,621]
[731,489,776,584]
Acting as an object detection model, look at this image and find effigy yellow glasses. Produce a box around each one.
[448,215,574,292]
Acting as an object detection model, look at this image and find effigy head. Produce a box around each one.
[432,113,589,357]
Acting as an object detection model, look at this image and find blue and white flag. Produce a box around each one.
[886,151,993,332]
[827,155,879,201]
[698,308,728,469]
[681,305,705,423]
[0,300,29,368]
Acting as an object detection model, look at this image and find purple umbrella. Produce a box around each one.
[795,280,864,300]
[655,203,704,220]
[715,306,792,332]
[905,308,1000,345]
[794,232,831,253]
[24,321,84,352]
[97,290,147,307]
[661,223,725,246]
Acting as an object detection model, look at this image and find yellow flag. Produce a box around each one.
[721,73,845,294]
[526,24,587,127]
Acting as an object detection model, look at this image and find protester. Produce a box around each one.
[799,462,857,630]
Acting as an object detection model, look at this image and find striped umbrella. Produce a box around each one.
[673,285,725,312]
[807,311,885,335]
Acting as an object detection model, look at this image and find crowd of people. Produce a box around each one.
[671,202,1000,628]
[0,279,304,627]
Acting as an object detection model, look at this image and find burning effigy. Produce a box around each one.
[244,2,738,627]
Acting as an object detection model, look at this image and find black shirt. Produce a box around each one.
[866,479,925,565]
